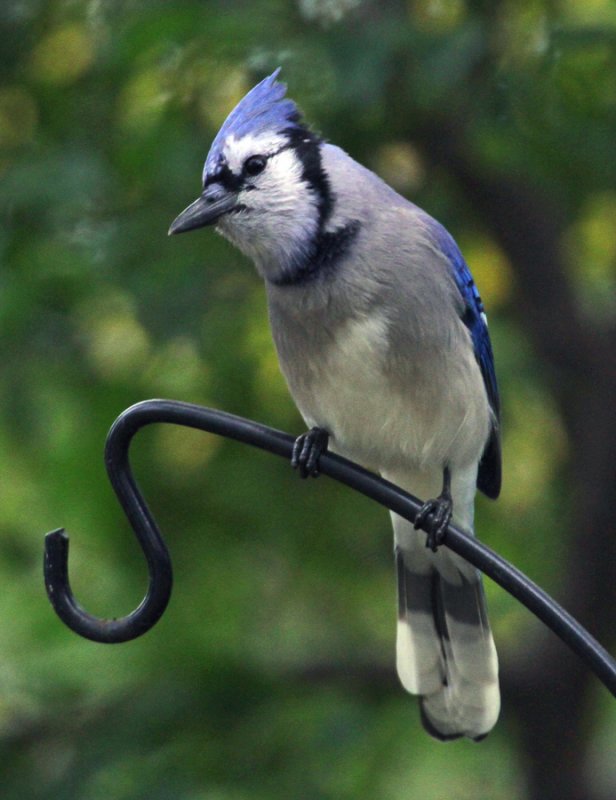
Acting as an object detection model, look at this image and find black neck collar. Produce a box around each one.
[267,131,360,288]
[268,220,360,288]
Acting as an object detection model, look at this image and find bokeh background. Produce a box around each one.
[1,1,615,798]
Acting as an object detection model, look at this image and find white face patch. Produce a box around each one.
[254,147,306,205]
[216,143,321,279]
[221,131,289,175]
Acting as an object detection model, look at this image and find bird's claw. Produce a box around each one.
[414,497,453,552]
[291,427,329,478]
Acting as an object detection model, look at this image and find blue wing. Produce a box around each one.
[431,222,501,499]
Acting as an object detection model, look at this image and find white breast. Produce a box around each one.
[291,313,490,474]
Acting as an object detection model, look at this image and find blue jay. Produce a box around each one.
[170,70,501,741]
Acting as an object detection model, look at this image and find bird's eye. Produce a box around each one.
[243,155,266,177]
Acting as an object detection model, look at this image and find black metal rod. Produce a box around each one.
[44,399,616,696]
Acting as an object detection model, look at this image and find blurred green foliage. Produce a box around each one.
[0,1,615,798]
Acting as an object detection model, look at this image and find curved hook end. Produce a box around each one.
[43,526,172,644]
[44,528,69,597]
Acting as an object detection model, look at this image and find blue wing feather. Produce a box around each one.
[430,222,501,498]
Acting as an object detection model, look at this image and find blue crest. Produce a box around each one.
[204,68,303,174]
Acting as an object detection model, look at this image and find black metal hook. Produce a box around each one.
[44,398,616,697]
[44,400,299,644]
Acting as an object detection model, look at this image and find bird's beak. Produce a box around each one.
[168,184,239,235]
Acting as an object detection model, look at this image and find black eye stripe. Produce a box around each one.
[242,143,296,177]
[203,163,242,191]
[203,142,297,190]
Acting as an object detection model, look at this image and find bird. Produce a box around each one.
[169,69,501,741]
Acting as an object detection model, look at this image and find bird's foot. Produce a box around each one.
[414,496,453,552]
[291,427,329,478]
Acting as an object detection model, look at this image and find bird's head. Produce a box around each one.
[169,69,331,282]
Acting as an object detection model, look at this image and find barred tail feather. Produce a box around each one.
[421,565,499,740]
[392,509,500,741]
